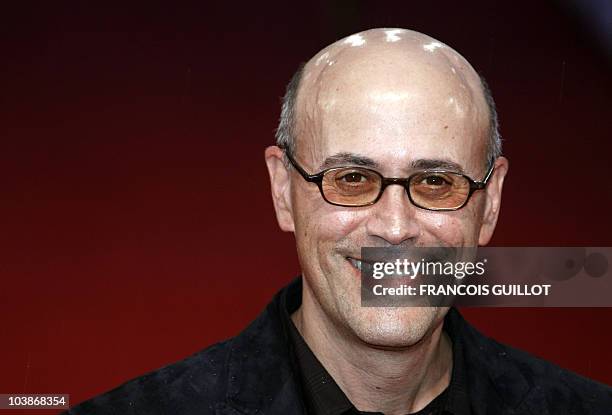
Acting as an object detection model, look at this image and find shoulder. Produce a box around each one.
[453,309,612,414]
[65,339,234,415]
[498,339,612,413]
[63,280,296,415]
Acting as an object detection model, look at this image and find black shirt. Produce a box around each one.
[65,276,612,415]
[279,285,471,415]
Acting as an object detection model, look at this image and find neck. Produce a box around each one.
[291,286,453,415]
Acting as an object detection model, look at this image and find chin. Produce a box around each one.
[345,306,446,349]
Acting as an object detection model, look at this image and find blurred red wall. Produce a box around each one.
[1,1,610,409]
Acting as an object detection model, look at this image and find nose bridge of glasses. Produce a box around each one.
[377,177,415,206]
[380,176,413,194]
[365,176,421,244]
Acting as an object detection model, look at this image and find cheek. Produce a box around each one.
[294,204,365,278]
[325,210,363,234]
[305,209,363,244]
[293,186,364,244]
[418,210,480,246]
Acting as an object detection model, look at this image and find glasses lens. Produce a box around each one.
[410,172,470,210]
[322,167,382,206]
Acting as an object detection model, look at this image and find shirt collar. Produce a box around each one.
[279,278,471,415]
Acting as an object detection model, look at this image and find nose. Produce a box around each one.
[365,183,421,245]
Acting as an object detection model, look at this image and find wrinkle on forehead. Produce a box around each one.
[293,28,489,167]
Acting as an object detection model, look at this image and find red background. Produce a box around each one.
[1,1,611,410]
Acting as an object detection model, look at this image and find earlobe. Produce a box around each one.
[478,156,509,246]
[265,146,295,232]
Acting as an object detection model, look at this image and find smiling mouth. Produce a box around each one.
[347,257,362,271]
[347,257,376,272]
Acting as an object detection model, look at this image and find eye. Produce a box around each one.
[422,174,451,186]
[340,172,367,183]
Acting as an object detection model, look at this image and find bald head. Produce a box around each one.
[266,29,509,355]
[276,28,500,166]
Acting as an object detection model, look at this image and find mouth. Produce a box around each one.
[346,257,363,271]
[346,257,377,273]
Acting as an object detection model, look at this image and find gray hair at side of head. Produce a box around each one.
[275,63,502,168]
[275,62,305,164]
[479,75,503,164]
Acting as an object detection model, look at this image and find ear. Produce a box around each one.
[478,156,509,245]
[265,146,295,232]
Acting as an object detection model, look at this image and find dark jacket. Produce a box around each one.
[67,278,612,415]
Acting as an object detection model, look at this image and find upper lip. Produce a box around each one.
[346,257,375,265]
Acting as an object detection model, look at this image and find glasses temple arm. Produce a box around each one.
[481,159,496,184]
[283,150,322,182]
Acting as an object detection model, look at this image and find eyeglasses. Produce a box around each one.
[284,151,495,211]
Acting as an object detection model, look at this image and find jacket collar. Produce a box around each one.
[222,277,538,415]
[446,308,539,414]
[223,278,305,414]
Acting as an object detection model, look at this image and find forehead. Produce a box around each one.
[295,31,489,173]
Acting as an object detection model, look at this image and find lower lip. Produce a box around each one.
[346,258,358,269]
[347,258,381,292]
[346,258,363,277]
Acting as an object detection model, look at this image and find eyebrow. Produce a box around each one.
[317,152,465,174]
[318,153,380,170]
[410,159,465,173]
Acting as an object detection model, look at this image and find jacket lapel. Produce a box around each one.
[216,280,542,415]
[220,281,306,415]
[450,309,540,415]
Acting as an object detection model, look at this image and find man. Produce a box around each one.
[67,28,611,414]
